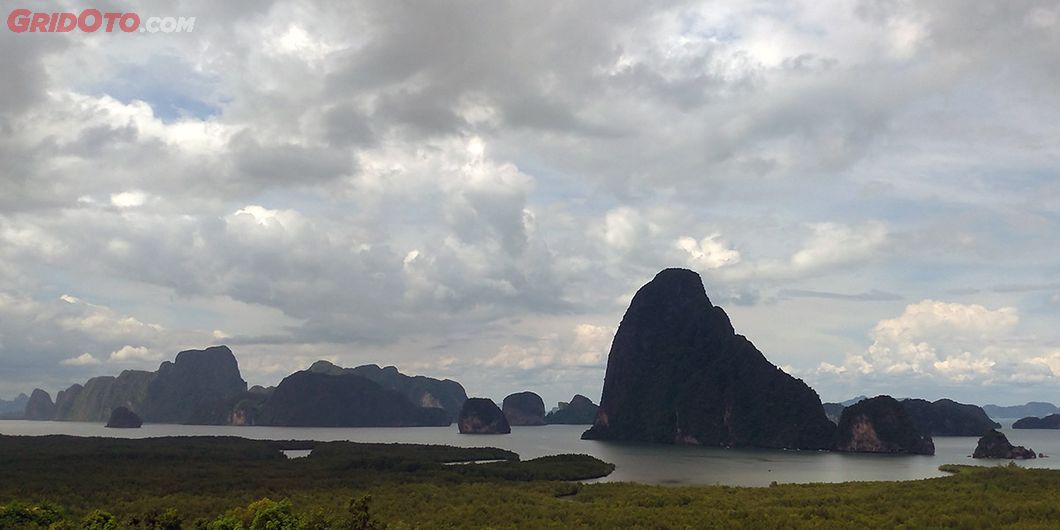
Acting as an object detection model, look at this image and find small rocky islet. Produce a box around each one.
[458,398,511,434]
[973,429,1037,460]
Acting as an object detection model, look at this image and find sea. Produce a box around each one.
[2,420,1057,486]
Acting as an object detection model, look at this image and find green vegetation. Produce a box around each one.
[1,435,1058,528]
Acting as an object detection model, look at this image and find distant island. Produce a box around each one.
[1012,414,1060,429]
[545,394,599,425]
[824,397,999,437]
[834,396,934,455]
[983,402,1060,420]
[19,347,470,428]
[502,391,547,426]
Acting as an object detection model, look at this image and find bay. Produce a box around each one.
[2,420,1057,486]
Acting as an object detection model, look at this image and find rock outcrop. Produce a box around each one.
[546,395,599,425]
[973,429,1036,459]
[899,398,1000,436]
[582,268,836,449]
[458,398,511,434]
[24,389,55,420]
[502,391,546,426]
[835,396,935,455]
[1012,414,1060,429]
[105,406,143,428]
[256,371,450,427]
[309,361,467,421]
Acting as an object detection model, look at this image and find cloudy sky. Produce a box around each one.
[2,0,1059,408]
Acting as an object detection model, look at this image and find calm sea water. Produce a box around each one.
[2,420,1057,486]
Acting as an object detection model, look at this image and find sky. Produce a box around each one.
[1,0,1059,409]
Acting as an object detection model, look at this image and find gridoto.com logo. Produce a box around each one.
[7,8,195,33]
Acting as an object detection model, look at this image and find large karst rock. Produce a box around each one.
[835,396,935,455]
[546,395,599,425]
[1012,414,1060,429]
[502,391,546,426]
[256,370,450,427]
[458,398,511,434]
[973,429,1036,459]
[900,398,1000,436]
[582,268,836,449]
[139,346,247,424]
[105,406,143,428]
[24,389,56,420]
[309,361,467,421]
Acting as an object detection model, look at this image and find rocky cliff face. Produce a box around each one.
[140,346,247,425]
[835,396,935,455]
[900,398,999,436]
[1012,414,1060,429]
[502,392,546,426]
[582,268,835,449]
[105,406,143,428]
[257,371,450,427]
[24,389,55,420]
[34,346,245,425]
[458,398,511,434]
[546,395,599,425]
[973,429,1036,459]
[53,370,154,422]
[309,361,468,421]
[228,392,269,426]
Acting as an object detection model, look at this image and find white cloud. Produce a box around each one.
[61,353,101,366]
[725,222,889,281]
[110,191,147,208]
[676,234,741,270]
[109,346,159,362]
[602,207,654,254]
[790,222,889,271]
[227,205,307,233]
[402,250,420,267]
[485,323,614,371]
[817,300,1055,385]
[57,296,165,343]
